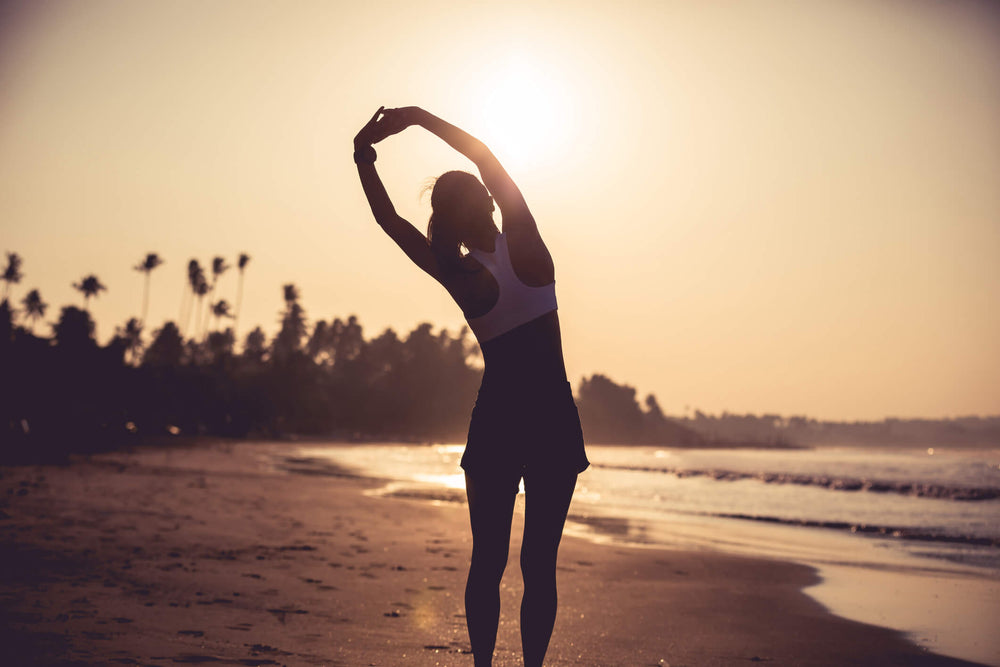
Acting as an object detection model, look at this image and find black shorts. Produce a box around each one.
[461,378,589,488]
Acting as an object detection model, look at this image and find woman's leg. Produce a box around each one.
[519,471,578,667]
[465,472,518,667]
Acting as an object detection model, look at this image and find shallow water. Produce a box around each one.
[288,442,1000,571]
[278,442,1000,666]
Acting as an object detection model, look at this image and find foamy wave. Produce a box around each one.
[591,463,1000,501]
[712,512,1000,547]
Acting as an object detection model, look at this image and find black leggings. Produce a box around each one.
[464,470,578,667]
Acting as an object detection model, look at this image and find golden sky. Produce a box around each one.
[1,0,998,420]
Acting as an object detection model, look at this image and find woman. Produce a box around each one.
[354,106,589,667]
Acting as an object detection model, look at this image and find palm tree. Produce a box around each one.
[203,256,230,338]
[273,284,306,361]
[234,253,250,339]
[182,259,204,336]
[133,252,164,325]
[2,252,24,302]
[73,274,107,312]
[192,274,209,338]
[209,299,233,333]
[20,288,47,333]
[283,283,300,305]
[116,317,144,365]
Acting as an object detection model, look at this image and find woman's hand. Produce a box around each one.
[354,106,386,148]
[355,106,427,148]
[377,107,424,139]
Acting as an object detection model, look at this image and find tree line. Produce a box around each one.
[5,250,993,460]
[678,411,1000,448]
[1,251,703,461]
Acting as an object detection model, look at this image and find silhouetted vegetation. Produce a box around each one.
[576,374,704,445]
[678,411,1000,448]
[2,293,485,460]
[2,251,996,462]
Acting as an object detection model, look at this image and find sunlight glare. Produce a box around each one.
[470,53,575,169]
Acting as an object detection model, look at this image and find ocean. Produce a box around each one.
[273,442,1000,665]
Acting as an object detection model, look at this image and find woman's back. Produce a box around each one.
[479,310,568,390]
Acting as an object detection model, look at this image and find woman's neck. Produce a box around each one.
[464,225,498,253]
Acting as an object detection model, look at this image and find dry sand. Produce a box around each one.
[0,441,987,666]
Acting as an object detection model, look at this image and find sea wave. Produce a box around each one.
[710,512,1000,547]
[590,463,1000,501]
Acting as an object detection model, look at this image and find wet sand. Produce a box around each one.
[0,441,988,666]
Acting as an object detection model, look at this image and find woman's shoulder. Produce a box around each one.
[502,227,554,286]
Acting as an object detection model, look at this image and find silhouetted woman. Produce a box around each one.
[354,106,589,667]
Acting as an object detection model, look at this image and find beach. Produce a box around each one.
[0,441,989,666]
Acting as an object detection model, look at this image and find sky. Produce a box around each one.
[1,0,998,421]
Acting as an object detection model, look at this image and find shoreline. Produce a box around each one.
[0,440,992,666]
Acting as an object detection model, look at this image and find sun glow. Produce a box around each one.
[467,54,577,170]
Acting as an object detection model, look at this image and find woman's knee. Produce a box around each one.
[470,545,510,585]
[519,544,557,587]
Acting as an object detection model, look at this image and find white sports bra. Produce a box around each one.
[465,233,557,342]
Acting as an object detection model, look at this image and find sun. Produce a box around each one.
[469,54,576,170]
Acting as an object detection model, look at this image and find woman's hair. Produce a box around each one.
[426,171,493,272]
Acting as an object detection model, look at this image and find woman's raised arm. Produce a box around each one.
[379,107,538,239]
[354,108,441,280]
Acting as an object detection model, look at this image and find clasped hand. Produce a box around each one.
[354,106,422,147]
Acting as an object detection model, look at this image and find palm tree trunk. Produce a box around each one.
[193,296,203,340]
[141,273,151,325]
[182,290,195,336]
[203,284,217,340]
[179,287,188,332]
[234,272,245,340]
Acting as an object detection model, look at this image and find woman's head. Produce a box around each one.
[427,171,496,269]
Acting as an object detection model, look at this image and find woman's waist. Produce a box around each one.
[478,365,572,401]
[479,311,565,364]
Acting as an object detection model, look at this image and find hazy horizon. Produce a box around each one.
[2,0,998,421]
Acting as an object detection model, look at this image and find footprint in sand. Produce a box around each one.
[172,655,236,664]
[307,530,335,537]
[266,607,308,624]
[245,643,292,657]
[423,644,451,651]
